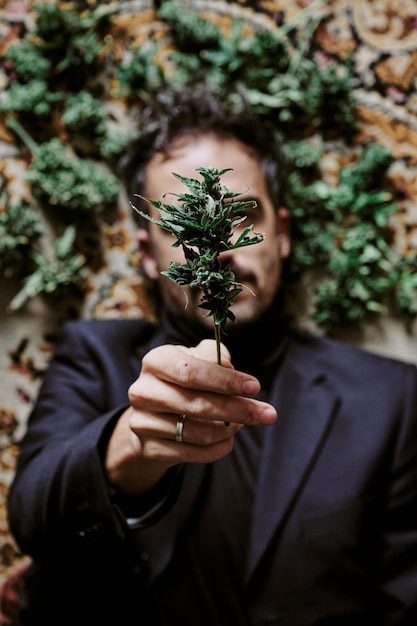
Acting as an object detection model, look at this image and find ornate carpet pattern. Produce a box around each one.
[1,0,417,615]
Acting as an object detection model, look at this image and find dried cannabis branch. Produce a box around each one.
[132,166,264,365]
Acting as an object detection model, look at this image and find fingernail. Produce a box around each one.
[260,406,277,423]
[241,379,261,395]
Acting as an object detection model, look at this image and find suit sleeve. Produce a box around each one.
[7,322,139,561]
[379,364,417,625]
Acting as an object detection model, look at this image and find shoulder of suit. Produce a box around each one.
[58,316,157,346]
[288,327,417,376]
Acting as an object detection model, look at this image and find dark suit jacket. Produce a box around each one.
[7,318,417,625]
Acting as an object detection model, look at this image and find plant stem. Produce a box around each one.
[277,0,328,37]
[6,115,39,154]
[214,321,222,366]
[214,321,230,425]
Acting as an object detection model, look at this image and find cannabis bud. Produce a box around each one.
[132,166,264,365]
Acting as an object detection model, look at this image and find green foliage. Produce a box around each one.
[339,143,393,195]
[158,2,223,50]
[5,39,53,81]
[0,196,43,279]
[62,91,107,135]
[61,92,133,159]
[286,139,322,170]
[159,0,357,138]
[312,223,395,327]
[132,167,264,361]
[33,1,118,71]
[26,138,119,218]
[1,0,415,330]
[8,226,88,312]
[284,142,402,328]
[392,256,417,317]
[1,37,59,118]
[315,60,358,134]
[97,126,136,160]
[116,44,166,100]
[0,78,62,116]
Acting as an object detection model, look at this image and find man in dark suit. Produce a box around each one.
[7,89,417,625]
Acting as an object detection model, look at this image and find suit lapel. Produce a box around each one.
[246,358,340,580]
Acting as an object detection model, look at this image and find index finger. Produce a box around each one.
[142,344,261,397]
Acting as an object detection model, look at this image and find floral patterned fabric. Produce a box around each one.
[1,0,417,613]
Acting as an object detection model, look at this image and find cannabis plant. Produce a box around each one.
[8,226,88,312]
[132,166,264,365]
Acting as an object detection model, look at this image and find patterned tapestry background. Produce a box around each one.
[1,0,417,613]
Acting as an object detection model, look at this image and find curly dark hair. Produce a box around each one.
[119,86,290,224]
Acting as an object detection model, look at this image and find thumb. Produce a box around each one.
[187,339,234,369]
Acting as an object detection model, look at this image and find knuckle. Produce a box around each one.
[141,346,159,369]
[222,437,234,455]
[140,439,159,460]
[187,396,212,418]
[197,421,218,446]
[175,357,198,385]
[193,339,231,365]
[128,378,147,403]
[127,381,138,401]
[195,339,218,362]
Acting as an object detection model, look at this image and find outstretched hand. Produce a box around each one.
[105,339,277,496]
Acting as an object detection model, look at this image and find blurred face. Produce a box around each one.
[138,133,290,330]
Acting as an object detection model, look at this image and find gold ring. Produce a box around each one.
[175,414,186,443]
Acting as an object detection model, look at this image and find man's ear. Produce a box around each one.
[277,207,291,260]
[137,228,160,280]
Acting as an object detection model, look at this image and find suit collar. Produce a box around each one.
[246,354,340,580]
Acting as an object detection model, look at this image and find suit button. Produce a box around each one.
[131,552,150,578]
[77,522,105,545]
